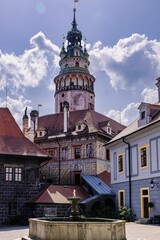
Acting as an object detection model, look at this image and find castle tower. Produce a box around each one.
[54,8,95,113]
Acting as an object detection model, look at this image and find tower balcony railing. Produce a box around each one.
[59,67,89,75]
[55,85,94,93]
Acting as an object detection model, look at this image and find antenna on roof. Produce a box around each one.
[38,104,42,115]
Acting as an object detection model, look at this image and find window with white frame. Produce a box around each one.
[15,167,22,181]
[118,155,123,173]
[5,167,22,182]
[140,146,147,167]
[141,111,145,120]
[5,167,13,181]
[118,190,125,208]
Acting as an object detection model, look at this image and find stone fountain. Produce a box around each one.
[25,190,127,240]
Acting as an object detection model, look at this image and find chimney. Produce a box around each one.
[63,101,69,133]
[30,110,39,132]
[156,77,160,102]
[22,107,28,136]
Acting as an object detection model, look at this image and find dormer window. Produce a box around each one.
[141,111,145,120]
[107,126,111,134]
[75,121,87,133]
[37,128,47,138]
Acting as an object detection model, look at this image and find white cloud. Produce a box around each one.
[0,32,60,96]
[0,96,32,126]
[1,32,160,127]
[107,102,139,126]
[0,32,60,125]
[141,87,158,103]
[89,34,160,91]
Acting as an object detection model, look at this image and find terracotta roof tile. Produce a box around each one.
[28,185,89,204]
[36,109,125,139]
[0,108,49,158]
[98,170,111,186]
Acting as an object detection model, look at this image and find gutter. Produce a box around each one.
[106,118,160,147]
[122,137,132,210]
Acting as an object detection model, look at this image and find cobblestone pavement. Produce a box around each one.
[0,222,160,240]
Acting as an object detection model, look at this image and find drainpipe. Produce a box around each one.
[56,137,61,185]
[122,137,132,210]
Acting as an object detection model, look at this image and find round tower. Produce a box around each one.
[54,8,95,113]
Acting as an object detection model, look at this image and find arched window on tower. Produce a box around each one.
[60,102,63,112]
[75,62,79,67]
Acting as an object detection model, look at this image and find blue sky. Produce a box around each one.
[0,0,160,126]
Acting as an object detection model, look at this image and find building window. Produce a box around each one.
[118,155,123,173]
[15,168,22,181]
[140,188,149,218]
[72,171,81,185]
[141,111,145,120]
[62,147,68,161]
[106,149,110,161]
[107,127,111,134]
[74,146,81,159]
[118,190,125,208]
[75,61,79,67]
[60,102,63,112]
[5,167,13,181]
[140,147,147,167]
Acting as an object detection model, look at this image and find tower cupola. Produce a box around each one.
[67,8,82,51]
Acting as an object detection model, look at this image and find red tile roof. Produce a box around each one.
[98,171,111,186]
[0,108,49,158]
[36,109,125,139]
[28,185,89,204]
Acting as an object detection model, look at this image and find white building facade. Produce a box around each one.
[107,78,160,220]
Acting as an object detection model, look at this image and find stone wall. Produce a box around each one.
[0,157,41,225]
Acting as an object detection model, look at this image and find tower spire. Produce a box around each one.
[72,8,77,30]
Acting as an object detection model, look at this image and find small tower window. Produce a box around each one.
[75,62,79,67]
[60,102,63,112]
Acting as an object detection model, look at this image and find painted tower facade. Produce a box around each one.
[54,8,95,113]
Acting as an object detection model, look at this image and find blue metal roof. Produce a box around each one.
[81,174,115,195]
